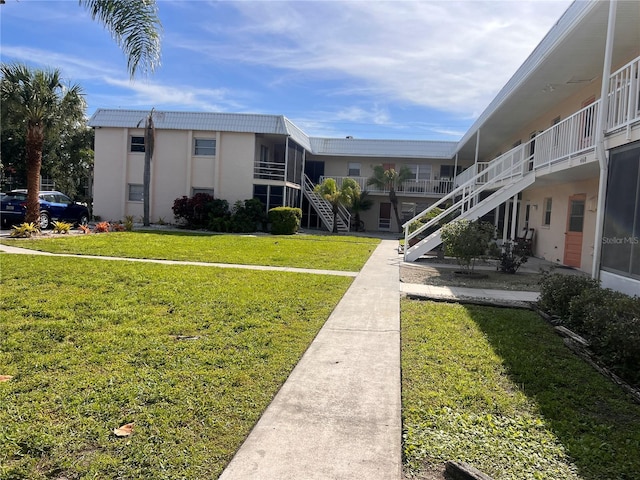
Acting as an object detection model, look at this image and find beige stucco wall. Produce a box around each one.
[520,177,599,273]
[93,128,260,223]
[217,132,256,206]
[93,128,127,222]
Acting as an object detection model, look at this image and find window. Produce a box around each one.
[253,184,283,212]
[543,198,552,226]
[407,164,431,180]
[348,162,361,177]
[192,188,215,196]
[128,184,144,202]
[194,138,216,156]
[130,136,145,153]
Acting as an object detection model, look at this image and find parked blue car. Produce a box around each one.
[0,190,90,230]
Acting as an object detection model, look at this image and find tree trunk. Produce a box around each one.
[389,188,402,233]
[143,110,155,226]
[25,123,44,225]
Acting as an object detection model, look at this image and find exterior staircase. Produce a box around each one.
[403,148,535,262]
[303,174,350,233]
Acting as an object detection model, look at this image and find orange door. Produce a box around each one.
[563,194,586,268]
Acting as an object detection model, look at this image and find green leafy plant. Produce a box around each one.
[440,219,494,273]
[496,241,529,274]
[123,215,134,231]
[9,222,39,238]
[229,198,267,233]
[268,207,302,235]
[538,272,599,319]
[52,221,73,234]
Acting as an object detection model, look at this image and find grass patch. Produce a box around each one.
[1,231,380,271]
[402,300,640,479]
[0,254,353,479]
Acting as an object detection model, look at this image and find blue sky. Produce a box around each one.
[1,0,573,140]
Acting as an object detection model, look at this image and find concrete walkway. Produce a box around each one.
[219,239,402,480]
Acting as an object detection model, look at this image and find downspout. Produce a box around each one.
[591,0,617,281]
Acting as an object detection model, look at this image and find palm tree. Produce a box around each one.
[0,64,85,226]
[350,189,373,232]
[315,178,357,233]
[367,165,413,233]
[80,0,162,77]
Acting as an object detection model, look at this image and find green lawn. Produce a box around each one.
[0,254,353,479]
[1,231,380,271]
[402,300,640,480]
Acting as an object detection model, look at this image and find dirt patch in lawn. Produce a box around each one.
[400,262,542,292]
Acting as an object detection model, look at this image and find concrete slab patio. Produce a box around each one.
[218,239,402,480]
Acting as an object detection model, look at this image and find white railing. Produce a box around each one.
[254,161,285,181]
[319,175,454,196]
[533,102,599,169]
[607,56,640,132]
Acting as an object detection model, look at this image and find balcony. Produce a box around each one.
[318,176,454,197]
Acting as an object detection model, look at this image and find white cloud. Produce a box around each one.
[180,0,573,115]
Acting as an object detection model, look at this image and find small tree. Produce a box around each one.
[348,186,373,232]
[367,165,413,233]
[314,178,357,233]
[440,219,494,273]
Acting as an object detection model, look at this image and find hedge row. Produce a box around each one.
[538,272,640,386]
[172,194,301,235]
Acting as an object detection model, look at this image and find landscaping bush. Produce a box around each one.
[538,272,599,319]
[268,207,301,235]
[581,292,640,385]
[172,193,223,228]
[539,273,640,387]
[440,219,494,273]
[230,198,266,233]
[496,240,529,274]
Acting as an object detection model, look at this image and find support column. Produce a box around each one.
[592,0,617,280]
[510,194,519,240]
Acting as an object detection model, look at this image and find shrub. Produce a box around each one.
[123,215,134,231]
[538,272,599,319]
[10,222,39,238]
[440,219,494,273]
[77,224,91,234]
[172,193,220,228]
[229,199,266,233]
[496,241,529,274]
[94,221,111,233]
[268,207,301,235]
[111,223,126,232]
[52,221,73,234]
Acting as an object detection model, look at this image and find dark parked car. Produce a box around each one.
[0,190,90,230]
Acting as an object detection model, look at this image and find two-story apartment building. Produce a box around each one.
[89,0,639,295]
[88,109,463,234]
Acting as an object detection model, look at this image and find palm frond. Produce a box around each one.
[79,0,162,77]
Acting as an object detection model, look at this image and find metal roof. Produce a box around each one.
[88,109,295,136]
[89,108,457,159]
[309,137,457,159]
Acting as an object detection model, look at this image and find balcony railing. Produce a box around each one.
[318,175,454,196]
[456,54,640,188]
[607,56,640,132]
[254,161,285,181]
